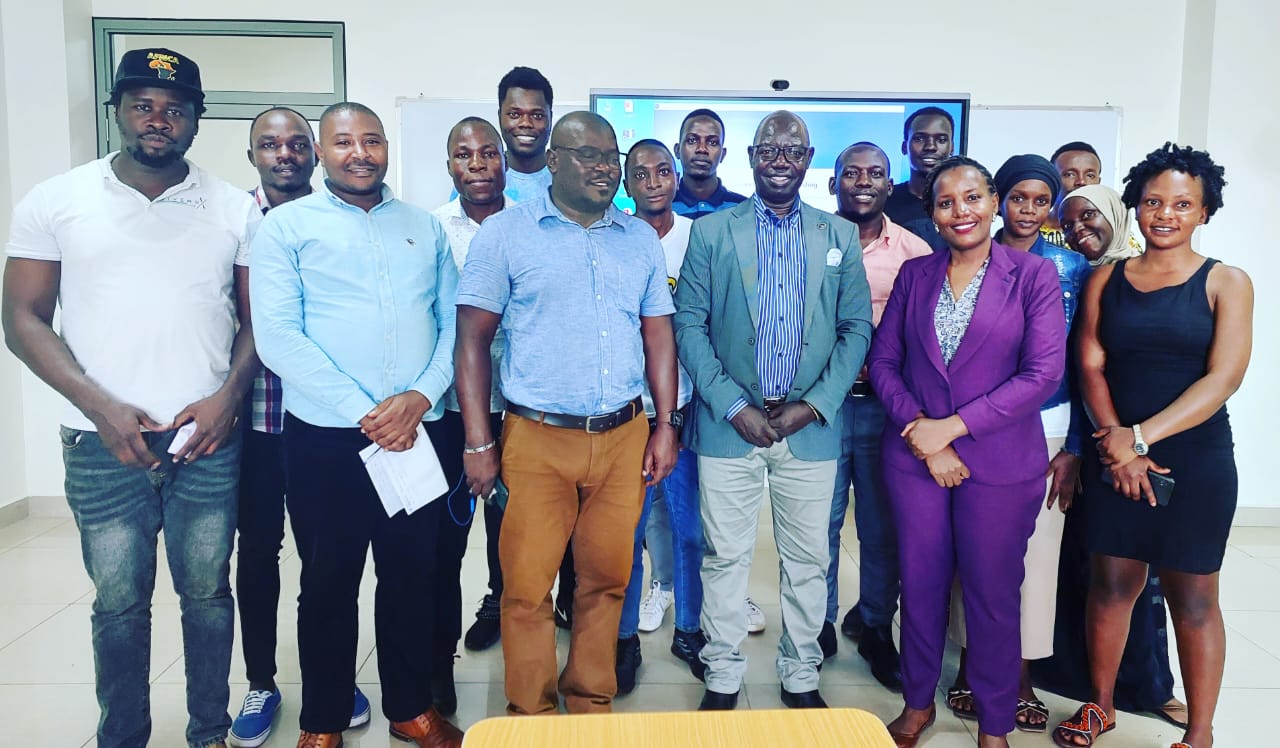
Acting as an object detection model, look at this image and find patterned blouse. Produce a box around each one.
[934,257,990,366]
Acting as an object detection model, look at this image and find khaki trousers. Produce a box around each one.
[498,413,648,715]
[697,439,836,694]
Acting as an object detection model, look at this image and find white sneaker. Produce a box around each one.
[637,580,674,632]
[745,597,766,634]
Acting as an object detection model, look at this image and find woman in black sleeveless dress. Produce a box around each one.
[1052,143,1253,748]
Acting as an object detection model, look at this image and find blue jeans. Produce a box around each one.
[826,394,899,627]
[62,425,240,748]
[645,488,674,590]
[619,447,702,637]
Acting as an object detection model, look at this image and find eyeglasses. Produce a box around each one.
[551,145,623,169]
[751,145,810,164]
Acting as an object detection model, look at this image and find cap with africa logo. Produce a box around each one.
[110,48,205,108]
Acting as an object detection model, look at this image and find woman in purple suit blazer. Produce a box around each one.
[868,157,1066,748]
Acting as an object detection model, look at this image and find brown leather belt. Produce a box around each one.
[507,397,644,434]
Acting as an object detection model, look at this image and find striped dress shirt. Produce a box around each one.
[725,197,807,420]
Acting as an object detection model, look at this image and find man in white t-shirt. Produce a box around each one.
[611,139,706,694]
[2,48,260,748]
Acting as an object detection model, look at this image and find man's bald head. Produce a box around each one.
[549,111,616,148]
[753,110,810,147]
[546,111,621,221]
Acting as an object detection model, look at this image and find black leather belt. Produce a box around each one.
[850,381,873,398]
[507,397,644,434]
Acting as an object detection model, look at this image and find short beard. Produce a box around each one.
[126,141,188,169]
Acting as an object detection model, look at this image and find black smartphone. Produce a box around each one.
[484,478,509,512]
[1102,469,1175,506]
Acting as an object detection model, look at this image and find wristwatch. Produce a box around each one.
[1132,423,1149,456]
[666,410,684,430]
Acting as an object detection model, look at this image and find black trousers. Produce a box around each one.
[432,410,502,661]
[284,414,444,732]
[235,425,287,685]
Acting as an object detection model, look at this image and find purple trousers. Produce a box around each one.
[886,464,1042,736]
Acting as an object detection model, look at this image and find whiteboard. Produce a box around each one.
[967,105,1123,188]
[397,97,586,213]
[397,98,1122,212]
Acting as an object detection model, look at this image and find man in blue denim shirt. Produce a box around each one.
[455,112,679,716]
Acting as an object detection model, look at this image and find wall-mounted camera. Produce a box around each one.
[770,79,790,92]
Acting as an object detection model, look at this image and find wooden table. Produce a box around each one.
[461,708,896,747]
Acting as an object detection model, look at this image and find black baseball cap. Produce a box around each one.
[110,48,205,106]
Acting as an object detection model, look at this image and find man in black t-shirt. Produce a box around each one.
[883,106,954,250]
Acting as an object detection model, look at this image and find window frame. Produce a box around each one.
[92,17,346,156]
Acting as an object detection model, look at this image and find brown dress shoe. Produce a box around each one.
[390,708,464,748]
[296,732,343,748]
[888,706,936,748]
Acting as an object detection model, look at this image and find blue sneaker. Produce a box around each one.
[350,686,371,728]
[228,688,281,748]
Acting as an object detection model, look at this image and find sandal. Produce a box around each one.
[1146,698,1189,729]
[946,686,977,721]
[1016,697,1049,733]
[1052,702,1115,747]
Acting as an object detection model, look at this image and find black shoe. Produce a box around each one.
[430,656,458,717]
[615,635,642,696]
[780,687,828,709]
[698,689,738,710]
[857,624,903,692]
[673,630,710,682]
[463,594,501,651]
[670,629,707,668]
[819,620,837,659]
[840,605,865,640]
[554,597,573,630]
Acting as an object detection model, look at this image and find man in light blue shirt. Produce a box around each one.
[455,112,679,716]
[250,102,464,748]
[497,66,554,203]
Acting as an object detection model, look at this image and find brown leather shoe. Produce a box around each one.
[390,708,464,748]
[888,706,936,748]
[295,732,343,748]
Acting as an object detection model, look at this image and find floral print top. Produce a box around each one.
[934,257,990,366]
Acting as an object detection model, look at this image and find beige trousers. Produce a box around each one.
[948,435,1066,659]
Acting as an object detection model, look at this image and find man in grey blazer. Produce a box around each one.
[673,111,873,710]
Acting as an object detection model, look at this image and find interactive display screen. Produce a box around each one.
[591,90,968,214]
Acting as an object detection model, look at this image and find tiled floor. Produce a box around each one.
[1,506,1276,747]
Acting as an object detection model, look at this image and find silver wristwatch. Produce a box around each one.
[1132,423,1149,456]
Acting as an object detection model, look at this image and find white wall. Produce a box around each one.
[0,2,28,508]
[6,0,1278,512]
[1201,0,1280,511]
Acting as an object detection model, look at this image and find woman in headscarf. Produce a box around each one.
[944,155,1090,733]
[1058,184,1143,266]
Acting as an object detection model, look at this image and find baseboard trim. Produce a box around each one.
[1233,507,1280,527]
[0,498,29,529]
[26,495,71,518]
